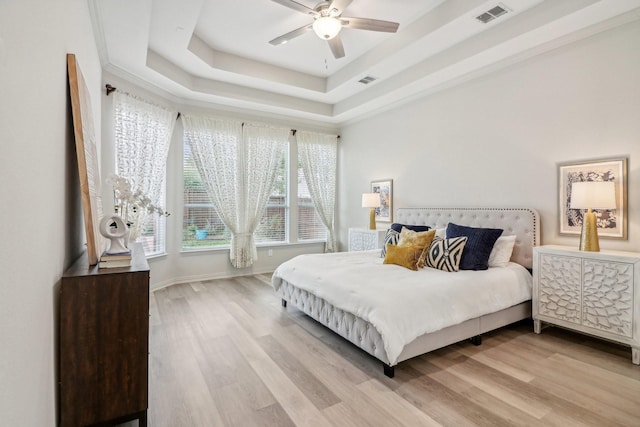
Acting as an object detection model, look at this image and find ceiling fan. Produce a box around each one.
[269,0,399,59]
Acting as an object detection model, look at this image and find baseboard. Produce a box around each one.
[150,268,275,291]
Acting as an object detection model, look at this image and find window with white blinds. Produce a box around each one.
[113,91,174,257]
[183,142,231,248]
[254,155,288,243]
[298,165,327,241]
[136,187,168,255]
[183,139,327,249]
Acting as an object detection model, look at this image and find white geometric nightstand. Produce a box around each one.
[348,228,386,252]
[533,245,640,365]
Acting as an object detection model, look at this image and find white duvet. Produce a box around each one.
[272,250,532,365]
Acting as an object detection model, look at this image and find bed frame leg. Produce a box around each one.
[383,364,395,378]
[470,335,482,346]
[281,299,287,308]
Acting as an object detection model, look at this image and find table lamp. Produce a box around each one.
[569,181,616,251]
[362,193,381,230]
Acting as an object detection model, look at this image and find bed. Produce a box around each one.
[272,207,540,377]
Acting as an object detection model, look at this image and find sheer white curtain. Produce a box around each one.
[297,131,337,252]
[113,91,175,245]
[238,123,288,266]
[182,115,288,268]
[182,115,241,258]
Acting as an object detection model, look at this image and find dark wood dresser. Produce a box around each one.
[59,242,149,427]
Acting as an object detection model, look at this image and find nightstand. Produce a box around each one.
[533,245,640,364]
[348,228,386,251]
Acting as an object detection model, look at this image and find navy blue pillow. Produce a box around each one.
[446,223,503,270]
[390,223,431,233]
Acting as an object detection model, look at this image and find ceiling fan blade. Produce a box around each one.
[328,35,345,59]
[341,17,399,33]
[270,0,318,16]
[269,24,313,45]
[328,0,353,14]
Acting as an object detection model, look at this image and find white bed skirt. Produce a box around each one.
[278,278,531,365]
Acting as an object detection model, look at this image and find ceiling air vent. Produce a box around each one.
[475,4,509,24]
[358,75,377,84]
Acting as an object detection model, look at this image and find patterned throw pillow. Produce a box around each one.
[383,244,424,271]
[398,228,436,248]
[426,236,468,272]
[380,228,400,258]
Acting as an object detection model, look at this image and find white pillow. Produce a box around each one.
[488,235,516,267]
[435,228,446,238]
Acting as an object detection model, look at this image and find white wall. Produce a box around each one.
[338,20,640,253]
[0,0,101,425]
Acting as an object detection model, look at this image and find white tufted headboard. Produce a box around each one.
[395,207,540,270]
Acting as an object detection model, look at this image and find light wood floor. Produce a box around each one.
[147,274,640,427]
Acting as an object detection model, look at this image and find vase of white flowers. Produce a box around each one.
[106,174,170,242]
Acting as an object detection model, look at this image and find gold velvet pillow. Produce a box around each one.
[383,244,424,271]
[416,245,431,269]
[398,228,436,249]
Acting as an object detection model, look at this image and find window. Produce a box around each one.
[134,184,168,256]
[297,130,337,251]
[113,91,174,257]
[255,155,288,243]
[183,142,231,248]
[182,140,327,249]
[298,164,327,241]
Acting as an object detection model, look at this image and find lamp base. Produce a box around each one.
[579,208,600,252]
[369,208,376,230]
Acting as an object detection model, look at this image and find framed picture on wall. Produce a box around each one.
[371,179,393,223]
[558,157,627,239]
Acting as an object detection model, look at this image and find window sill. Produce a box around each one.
[179,240,326,255]
[145,252,167,260]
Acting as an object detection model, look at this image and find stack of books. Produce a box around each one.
[98,250,132,269]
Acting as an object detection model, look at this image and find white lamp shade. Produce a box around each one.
[362,193,381,208]
[313,16,342,40]
[570,181,616,209]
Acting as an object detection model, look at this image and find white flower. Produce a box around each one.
[108,174,170,221]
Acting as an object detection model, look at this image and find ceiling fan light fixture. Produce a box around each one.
[312,16,342,40]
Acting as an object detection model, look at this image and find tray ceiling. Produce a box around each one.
[90,0,640,125]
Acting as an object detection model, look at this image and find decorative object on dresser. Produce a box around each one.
[533,245,640,365]
[98,256,132,269]
[348,227,386,251]
[361,193,381,230]
[98,214,132,268]
[371,179,392,223]
[59,243,150,426]
[99,214,130,253]
[569,181,616,251]
[106,174,171,243]
[558,157,627,240]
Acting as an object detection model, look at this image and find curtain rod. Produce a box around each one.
[105,83,340,138]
